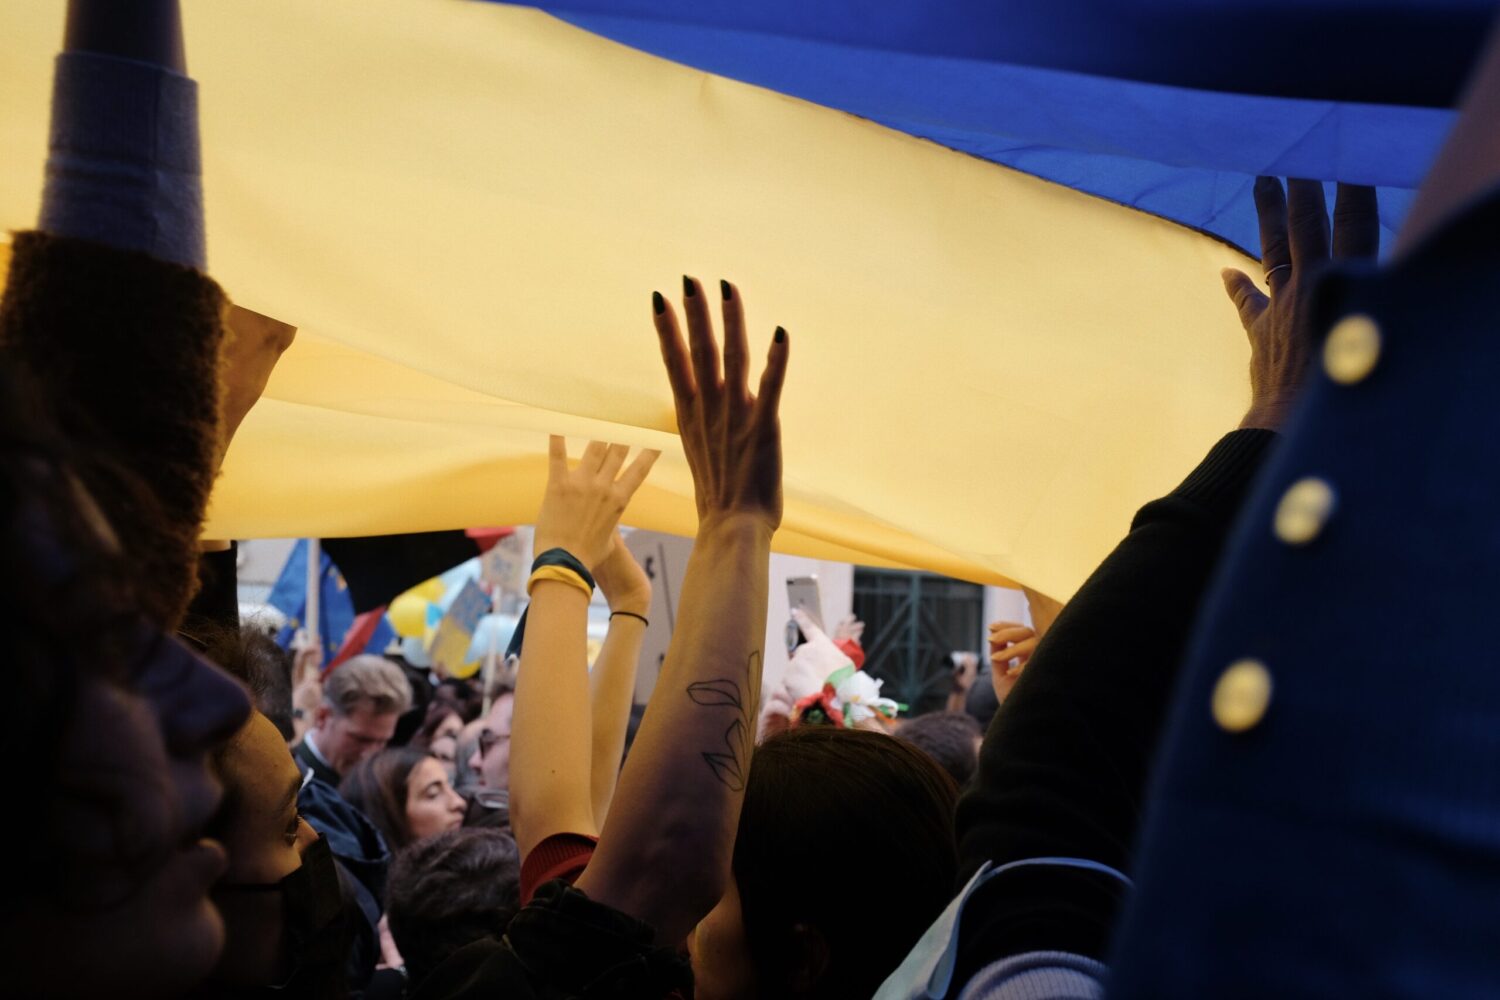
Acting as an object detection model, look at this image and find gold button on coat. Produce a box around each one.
[1323,314,1382,385]
[1274,477,1335,545]
[1213,659,1273,732]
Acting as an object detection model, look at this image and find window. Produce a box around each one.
[852,569,985,716]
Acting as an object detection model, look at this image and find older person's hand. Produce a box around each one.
[1223,178,1379,431]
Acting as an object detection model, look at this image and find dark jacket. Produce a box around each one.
[950,429,1275,980]
[295,737,344,789]
[1109,185,1500,996]
[414,880,690,1000]
[299,776,391,994]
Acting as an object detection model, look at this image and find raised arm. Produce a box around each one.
[945,178,1377,978]
[587,536,653,826]
[509,439,657,859]
[576,277,788,946]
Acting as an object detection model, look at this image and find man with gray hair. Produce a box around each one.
[294,654,413,786]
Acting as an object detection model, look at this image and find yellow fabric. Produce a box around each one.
[0,0,1260,599]
[527,565,593,600]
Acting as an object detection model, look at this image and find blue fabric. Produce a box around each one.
[877,859,1129,1000]
[958,952,1105,1000]
[298,774,391,892]
[366,614,397,659]
[1108,183,1500,996]
[510,3,1479,255]
[298,775,389,991]
[526,1,1495,106]
[267,539,355,665]
[40,52,205,270]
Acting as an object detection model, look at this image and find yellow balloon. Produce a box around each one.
[409,578,445,601]
[387,593,431,639]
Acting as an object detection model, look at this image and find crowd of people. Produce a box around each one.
[8,0,1500,997]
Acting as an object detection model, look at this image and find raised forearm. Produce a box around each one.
[510,581,598,858]
[588,615,646,826]
[578,516,770,945]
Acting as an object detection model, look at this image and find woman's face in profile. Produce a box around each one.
[430,734,458,764]
[434,711,464,743]
[405,756,468,841]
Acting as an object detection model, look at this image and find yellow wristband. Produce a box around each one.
[527,565,593,599]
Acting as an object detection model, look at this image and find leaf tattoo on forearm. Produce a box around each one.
[686,651,759,791]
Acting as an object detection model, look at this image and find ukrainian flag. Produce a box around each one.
[1,0,1483,598]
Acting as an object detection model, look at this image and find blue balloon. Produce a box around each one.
[467,613,520,664]
[402,635,431,669]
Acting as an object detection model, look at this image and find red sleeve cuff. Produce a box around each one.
[520,832,599,905]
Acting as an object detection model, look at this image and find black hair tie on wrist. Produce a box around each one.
[610,610,650,627]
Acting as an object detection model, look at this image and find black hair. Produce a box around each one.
[409,698,466,752]
[435,678,482,723]
[733,726,959,998]
[386,827,520,986]
[964,668,1001,729]
[896,711,984,788]
[241,631,294,740]
[190,623,295,742]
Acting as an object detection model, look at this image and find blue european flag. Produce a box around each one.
[267,540,356,666]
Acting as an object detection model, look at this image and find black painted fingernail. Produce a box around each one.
[720,279,733,301]
[652,291,664,315]
[774,326,786,344]
[683,275,696,297]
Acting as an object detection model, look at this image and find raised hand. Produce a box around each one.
[762,608,849,726]
[653,277,789,530]
[988,621,1039,704]
[1222,178,1379,431]
[533,437,659,571]
[573,278,788,946]
[592,533,652,618]
[832,615,866,644]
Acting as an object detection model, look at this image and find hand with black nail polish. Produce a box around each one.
[651,276,789,532]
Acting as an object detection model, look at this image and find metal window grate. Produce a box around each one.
[852,568,985,716]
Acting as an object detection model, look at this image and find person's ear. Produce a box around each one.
[313,703,332,730]
[785,922,831,993]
